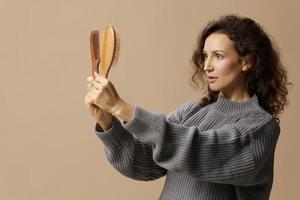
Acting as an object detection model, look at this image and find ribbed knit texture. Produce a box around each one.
[94,93,280,200]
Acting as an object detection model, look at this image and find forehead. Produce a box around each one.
[203,33,235,52]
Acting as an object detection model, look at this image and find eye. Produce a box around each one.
[215,54,223,59]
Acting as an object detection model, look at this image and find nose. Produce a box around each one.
[203,57,213,71]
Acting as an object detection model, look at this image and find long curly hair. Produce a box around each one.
[190,14,293,124]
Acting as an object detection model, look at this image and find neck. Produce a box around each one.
[212,93,259,113]
[219,80,251,102]
[219,91,251,102]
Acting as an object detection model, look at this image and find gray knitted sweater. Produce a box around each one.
[94,93,280,200]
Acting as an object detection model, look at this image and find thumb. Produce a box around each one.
[94,71,99,78]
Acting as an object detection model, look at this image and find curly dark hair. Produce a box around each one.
[190,14,293,124]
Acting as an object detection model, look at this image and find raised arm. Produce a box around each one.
[120,106,281,186]
[94,100,199,181]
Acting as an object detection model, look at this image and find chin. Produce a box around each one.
[208,85,221,91]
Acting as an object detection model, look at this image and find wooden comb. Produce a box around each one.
[90,25,120,79]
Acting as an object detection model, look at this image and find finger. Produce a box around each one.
[89,91,98,101]
[88,103,97,111]
[87,104,97,115]
[94,77,104,84]
[93,71,99,79]
[85,92,97,103]
[87,80,102,92]
[86,97,96,108]
[86,90,97,101]
[85,93,94,104]
[87,81,92,88]
[86,76,93,83]
[94,72,108,84]
[92,81,103,90]
[87,82,95,91]
[90,87,100,96]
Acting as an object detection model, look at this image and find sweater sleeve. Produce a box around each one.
[121,105,281,186]
[94,101,196,181]
[94,116,167,181]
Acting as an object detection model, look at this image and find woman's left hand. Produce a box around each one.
[89,71,123,114]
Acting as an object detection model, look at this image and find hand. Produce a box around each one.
[85,75,113,129]
[89,71,123,115]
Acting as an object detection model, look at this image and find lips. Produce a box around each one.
[208,76,217,83]
[208,77,218,80]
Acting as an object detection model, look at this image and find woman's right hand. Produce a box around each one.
[84,76,113,130]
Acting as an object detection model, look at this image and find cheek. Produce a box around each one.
[214,60,235,76]
[214,59,241,86]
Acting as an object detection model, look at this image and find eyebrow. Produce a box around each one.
[202,50,226,54]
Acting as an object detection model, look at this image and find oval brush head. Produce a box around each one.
[99,25,120,78]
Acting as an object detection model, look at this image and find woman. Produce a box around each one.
[84,14,292,200]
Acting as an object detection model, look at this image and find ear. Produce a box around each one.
[241,55,253,71]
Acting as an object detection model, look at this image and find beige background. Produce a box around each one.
[0,0,299,199]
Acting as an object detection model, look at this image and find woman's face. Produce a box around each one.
[202,32,249,97]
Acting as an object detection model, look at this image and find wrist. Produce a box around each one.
[112,99,134,123]
[97,113,113,131]
[97,119,113,131]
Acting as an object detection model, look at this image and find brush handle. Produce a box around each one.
[90,30,100,79]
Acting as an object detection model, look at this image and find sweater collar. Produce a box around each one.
[213,93,259,113]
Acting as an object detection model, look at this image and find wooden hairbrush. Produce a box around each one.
[90,25,120,79]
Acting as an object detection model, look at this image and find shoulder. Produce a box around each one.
[178,100,201,113]
[237,107,280,135]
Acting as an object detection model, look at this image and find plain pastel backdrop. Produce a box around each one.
[0,0,299,199]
